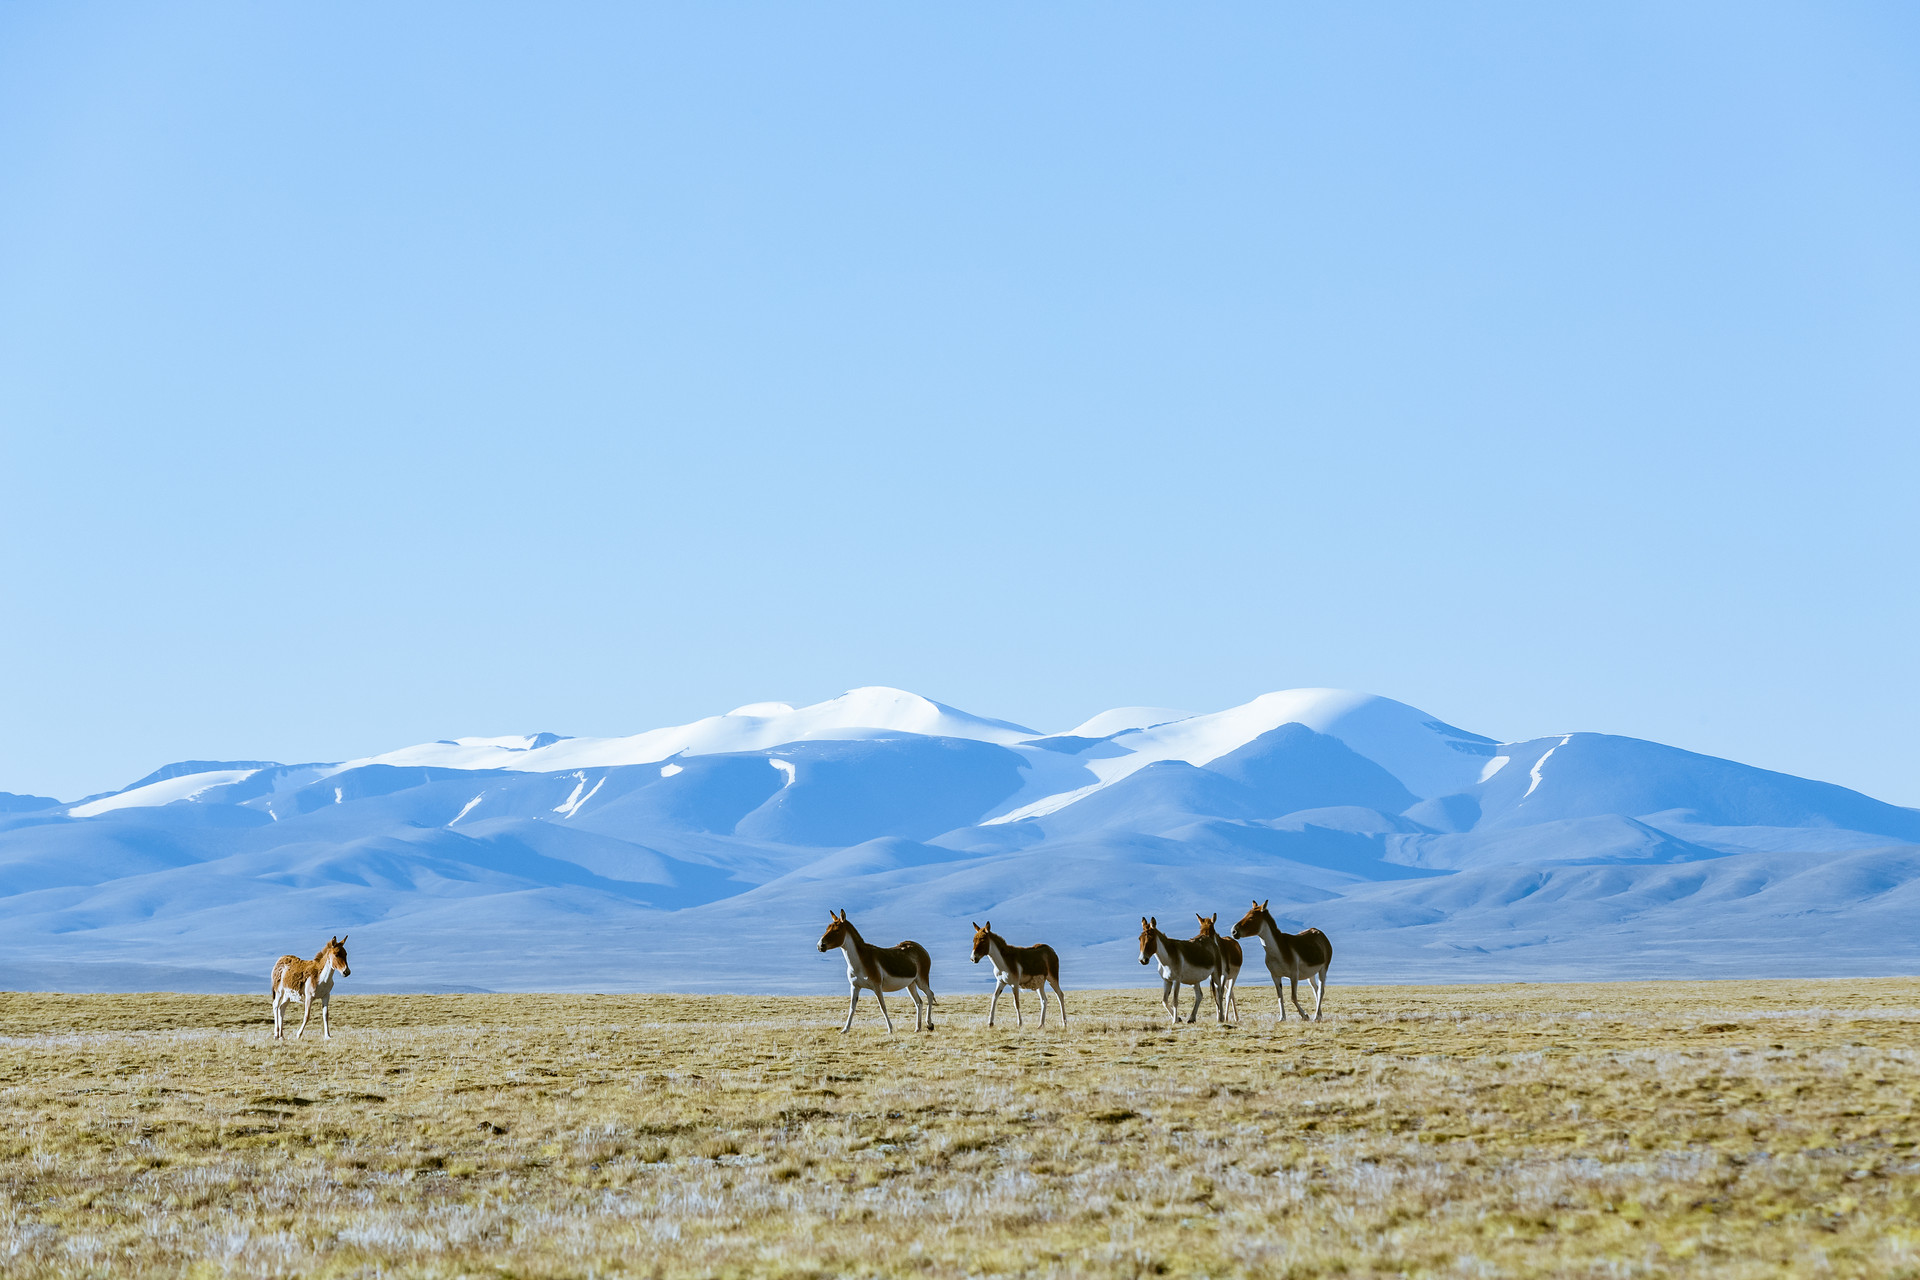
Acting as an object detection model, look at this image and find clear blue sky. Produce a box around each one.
[2,3,1916,806]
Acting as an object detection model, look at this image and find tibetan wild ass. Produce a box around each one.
[1194,913,1243,1024]
[1137,915,1227,1024]
[969,922,1067,1028]
[1230,899,1332,1021]
[271,935,351,1041]
[817,910,937,1033]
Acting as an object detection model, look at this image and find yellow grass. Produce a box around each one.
[2,979,1917,1278]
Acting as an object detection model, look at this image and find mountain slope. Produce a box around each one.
[2,687,1914,992]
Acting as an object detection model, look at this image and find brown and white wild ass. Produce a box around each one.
[270,935,351,1041]
[817,910,937,1033]
[1230,899,1332,1021]
[1194,913,1243,1024]
[1137,916,1227,1024]
[969,922,1067,1028]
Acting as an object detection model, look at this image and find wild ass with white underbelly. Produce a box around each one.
[1194,913,1243,1024]
[1138,916,1227,1024]
[1230,899,1332,1021]
[270,935,351,1040]
[969,922,1067,1028]
[817,910,937,1033]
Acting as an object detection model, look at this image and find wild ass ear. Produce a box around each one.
[971,922,980,931]
[1261,899,1270,911]
[339,935,347,944]
[983,921,990,932]
[330,936,338,944]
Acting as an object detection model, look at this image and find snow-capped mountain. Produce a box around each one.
[3,687,1916,994]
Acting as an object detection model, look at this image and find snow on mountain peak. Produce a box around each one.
[988,688,1497,823]
[442,733,570,752]
[345,687,1037,775]
[69,768,262,818]
[1063,707,1196,739]
[1135,689,1496,800]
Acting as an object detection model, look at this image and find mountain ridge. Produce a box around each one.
[3,687,1914,992]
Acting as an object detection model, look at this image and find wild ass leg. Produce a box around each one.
[1187,983,1204,1024]
[1311,970,1326,1022]
[1271,966,1289,1021]
[919,980,935,1031]
[1050,980,1068,1028]
[1011,985,1024,1028]
[872,988,897,1034]
[1291,976,1312,1021]
[841,985,862,1033]
[1161,976,1177,1023]
[294,992,314,1039]
[320,993,331,1040]
[989,981,1005,1027]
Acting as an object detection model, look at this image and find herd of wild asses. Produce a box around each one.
[817,904,1332,1034]
[266,903,1333,1040]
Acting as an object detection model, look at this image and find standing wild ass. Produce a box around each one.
[969,922,1067,1028]
[1194,913,1243,1024]
[817,910,937,1033]
[1230,899,1332,1021]
[270,935,351,1041]
[1137,916,1227,1024]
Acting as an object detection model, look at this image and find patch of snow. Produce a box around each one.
[1063,707,1195,739]
[769,758,796,787]
[552,775,587,815]
[345,687,1037,774]
[450,793,485,825]
[988,688,1491,822]
[334,787,345,805]
[659,763,683,778]
[556,777,604,819]
[1526,737,1573,799]
[443,733,562,751]
[1480,755,1511,783]
[68,769,261,818]
[728,701,795,717]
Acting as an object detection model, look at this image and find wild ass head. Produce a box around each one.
[970,922,995,964]
[1195,913,1221,941]
[1230,899,1272,940]
[817,910,853,953]
[321,935,351,977]
[1137,916,1162,966]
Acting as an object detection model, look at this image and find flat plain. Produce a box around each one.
[1,979,1916,1278]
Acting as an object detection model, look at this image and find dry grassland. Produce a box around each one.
[2,979,1917,1278]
